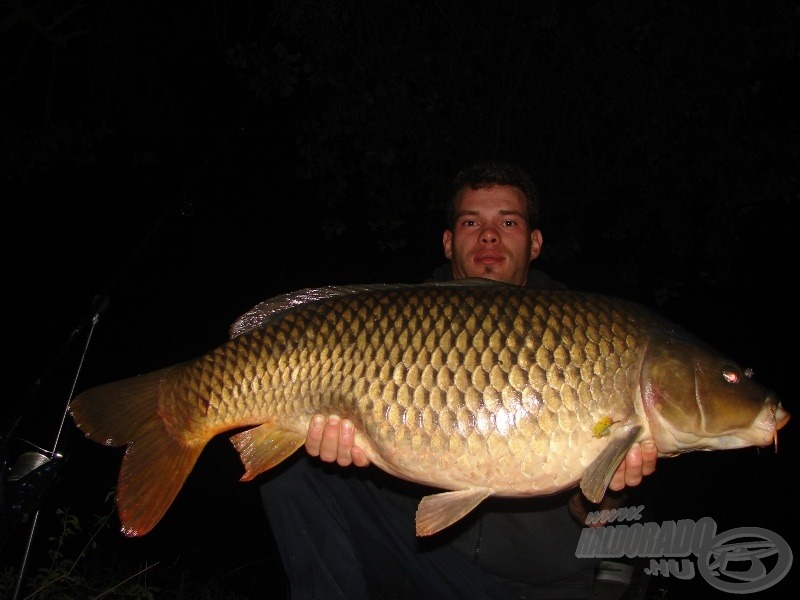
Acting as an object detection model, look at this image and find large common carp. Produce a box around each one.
[69,279,789,538]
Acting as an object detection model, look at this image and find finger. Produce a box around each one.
[350,445,371,467]
[608,460,626,491]
[641,441,657,475]
[337,419,355,466]
[318,415,343,463]
[623,442,644,488]
[304,414,326,456]
[608,442,645,491]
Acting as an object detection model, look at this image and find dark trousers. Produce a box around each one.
[260,455,595,599]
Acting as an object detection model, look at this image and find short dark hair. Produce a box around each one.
[447,162,541,230]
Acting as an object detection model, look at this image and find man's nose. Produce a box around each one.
[480,227,498,244]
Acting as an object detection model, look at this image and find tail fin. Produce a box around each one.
[70,367,205,537]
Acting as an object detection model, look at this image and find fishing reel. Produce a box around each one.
[1,443,65,552]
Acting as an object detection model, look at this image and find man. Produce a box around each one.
[262,162,657,599]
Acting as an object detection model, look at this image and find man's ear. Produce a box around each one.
[443,230,453,259]
[530,229,543,259]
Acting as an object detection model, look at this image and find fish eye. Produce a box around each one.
[722,366,740,384]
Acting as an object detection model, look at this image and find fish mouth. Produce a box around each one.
[775,404,790,430]
[746,399,790,451]
[772,402,790,452]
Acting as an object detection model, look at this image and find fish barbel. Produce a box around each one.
[69,279,789,537]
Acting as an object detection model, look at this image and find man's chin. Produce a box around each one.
[472,266,507,281]
[464,264,526,286]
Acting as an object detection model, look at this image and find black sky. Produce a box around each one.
[2,1,799,598]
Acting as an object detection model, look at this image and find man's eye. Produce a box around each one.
[503,220,516,227]
[463,220,477,227]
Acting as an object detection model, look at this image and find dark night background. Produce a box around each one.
[2,1,799,598]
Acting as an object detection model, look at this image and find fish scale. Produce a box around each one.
[69,280,789,537]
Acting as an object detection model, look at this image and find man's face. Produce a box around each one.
[443,185,542,286]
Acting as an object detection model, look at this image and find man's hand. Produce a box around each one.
[608,441,657,490]
[305,415,370,467]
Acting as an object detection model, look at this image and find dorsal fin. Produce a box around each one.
[228,278,512,338]
[229,284,405,338]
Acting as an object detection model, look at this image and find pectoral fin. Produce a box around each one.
[415,487,494,537]
[230,424,305,481]
[580,425,642,503]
